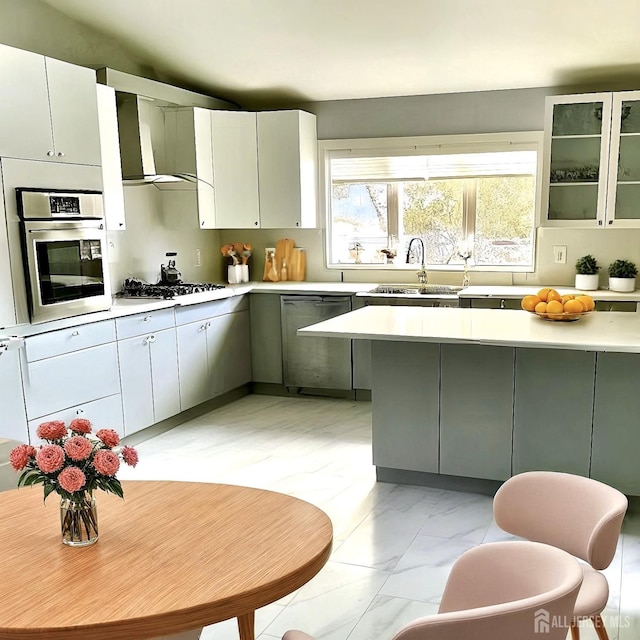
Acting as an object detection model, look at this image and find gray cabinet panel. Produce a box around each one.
[591,352,640,494]
[249,294,283,384]
[222,310,252,392]
[372,341,439,473]
[513,348,595,476]
[440,344,514,481]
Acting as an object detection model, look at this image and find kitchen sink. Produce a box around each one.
[370,285,462,295]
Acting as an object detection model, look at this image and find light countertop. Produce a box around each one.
[4,280,640,338]
[298,305,640,354]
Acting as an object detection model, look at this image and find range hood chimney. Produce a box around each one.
[97,68,237,190]
[115,92,199,188]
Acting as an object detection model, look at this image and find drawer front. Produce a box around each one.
[175,295,248,326]
[24,343,120,419]
[115,308,176,340]
[25,320,116,362]
[28,393,124,443]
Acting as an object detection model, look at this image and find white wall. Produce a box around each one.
[108,186,221,288]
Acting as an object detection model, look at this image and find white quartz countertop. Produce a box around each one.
[2,282,373,337]
[298,305,640,353]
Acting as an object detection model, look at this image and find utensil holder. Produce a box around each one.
[240,264,249,283]
[228,265,242,284]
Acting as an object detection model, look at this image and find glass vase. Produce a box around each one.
[60,494,98,547]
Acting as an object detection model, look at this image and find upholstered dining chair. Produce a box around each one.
[282,540,583,640]
[493,471,628,640]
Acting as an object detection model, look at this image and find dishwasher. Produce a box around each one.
[280,295,352,390]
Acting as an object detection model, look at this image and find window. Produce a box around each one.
[322,133,542,270]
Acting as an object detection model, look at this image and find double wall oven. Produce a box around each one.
[17,189,111,324]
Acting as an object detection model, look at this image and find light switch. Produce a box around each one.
[553,245,567,264]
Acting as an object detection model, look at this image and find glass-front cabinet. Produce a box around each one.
[542,93,612,226]
[607,91,640,224]
[542,91,640,228]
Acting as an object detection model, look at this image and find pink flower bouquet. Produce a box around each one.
[9,419,139,502]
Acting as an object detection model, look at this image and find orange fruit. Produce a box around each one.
[546,289,562,303]
[546,300,564,315]
[561,294,575,303]
[576,295,595,312]
[534,301,548,314]
[563,299,584,314]
[521,295,541,312]
[537,288,551,302]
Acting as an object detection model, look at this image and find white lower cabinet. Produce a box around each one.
[118,328,181,435]
[28,394,124,443]
[176,297,251,411]
[22,321,122,440]
[0,347,28,442]
[24,343,121,421]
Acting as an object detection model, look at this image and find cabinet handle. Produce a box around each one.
[608,220,613,225]
[500,299,506,309]
[47,150,55,157]
[57,151,65,157]
[144,335,156,345]
[199,324,207,332]
[254,221,259,226]
[206,321,211,328]
[143,315,152,322]
[71,330,80,337]
[598,220,603,226]
[201,220,205,226]
[76,408,84,415]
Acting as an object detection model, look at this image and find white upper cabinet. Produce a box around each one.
[163,106,216,229]
[96,84,126,230]
[210,110,260,228]
[45,57,102,165]
[0,44,53,161]
[0,44,101,165]
[257,110,318,229]
[542,91,640,228]
[168,107,317,230]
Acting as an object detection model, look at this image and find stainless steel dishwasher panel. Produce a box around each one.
[281,295,352,390]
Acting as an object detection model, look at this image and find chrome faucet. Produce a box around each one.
[406,237,428,292]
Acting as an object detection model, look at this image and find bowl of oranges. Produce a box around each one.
[521,288,596,321]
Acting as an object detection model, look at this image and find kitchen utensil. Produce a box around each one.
[227,248,239,265]
[242,243,253,265]
[233,242,245,261]
[268,250,279,281]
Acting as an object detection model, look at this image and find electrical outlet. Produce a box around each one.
[553,245,567,264]
[195,248,201,267]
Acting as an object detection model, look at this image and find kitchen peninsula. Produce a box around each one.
[299,306,640,496]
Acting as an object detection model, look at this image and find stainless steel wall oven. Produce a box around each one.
[16,189,111,324]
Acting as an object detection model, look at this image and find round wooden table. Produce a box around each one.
[0,481,333,640]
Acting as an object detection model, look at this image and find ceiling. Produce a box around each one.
[42,0,640,108]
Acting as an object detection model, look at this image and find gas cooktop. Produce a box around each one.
[118,278,226,300]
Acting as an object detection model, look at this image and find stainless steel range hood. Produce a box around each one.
[97,68,237,190]
[115,92,198,188]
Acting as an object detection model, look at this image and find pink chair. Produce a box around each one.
[282,540,583,640]
[493,471,628,640]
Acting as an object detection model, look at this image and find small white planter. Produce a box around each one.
[574,274,599,291]
[609,276,636,292]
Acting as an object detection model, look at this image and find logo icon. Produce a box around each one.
[534,608,550,633]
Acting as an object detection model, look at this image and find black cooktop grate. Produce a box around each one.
[118,278,226,299]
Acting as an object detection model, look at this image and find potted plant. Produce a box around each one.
[608,259,638,292]
[574,254,600,291]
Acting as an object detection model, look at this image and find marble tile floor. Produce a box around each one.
[118,393,640,640]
